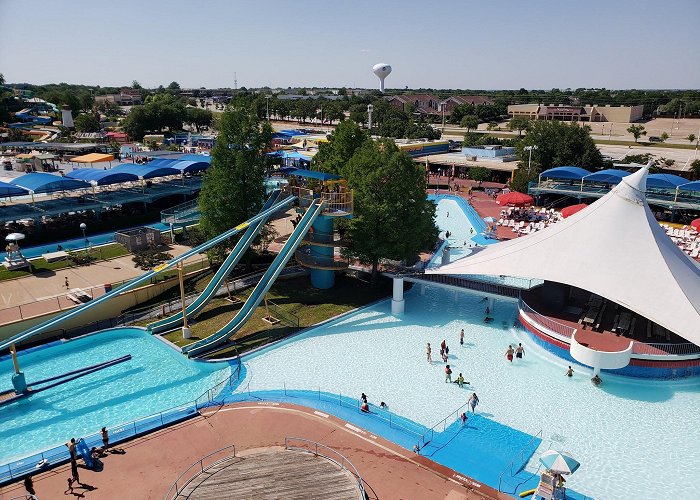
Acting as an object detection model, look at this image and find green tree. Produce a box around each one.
[198,107,272,243]
[73,113,100,132]
[509,167,539,194]
[468,166,490,185]
[508,116,530,137]
[660,132,669,142]
[167,81,180,91]
[517,120,602,172]
[487,121,498,131]
[627,124,646,143]
[132,80,142,89]
[312,120,369,175]
[690,159,700,180]
[344,139,438,282]
[185,107,213,132]
[687,134,697,145]
[79,93,94,113]
[460,115,479,133]
[348,104,367,125]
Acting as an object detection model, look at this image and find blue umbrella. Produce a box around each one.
[539,450,580,474]
[483,216,497,223]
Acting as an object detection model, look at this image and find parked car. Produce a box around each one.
[648,136,662,143]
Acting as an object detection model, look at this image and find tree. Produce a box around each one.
[198,107,272,243]
[312,120,369,175]
[185,107,213,132]
[660,132,669,142]
[122,93,186,139]
[510,167,539,194]
[487,121,498,131]
[167,81,180,91]
[79,93,94,113]
[348,104,367,125]
[627,124,646,143]
[508,116,530,137]
[73,113,100,132]
[132,80,142,90]
[517,120,602,172]
[468,167,490,185]
[690,159,700,180]
[460,115,479,133]
[344,139,438,282]
[687,134,697,145]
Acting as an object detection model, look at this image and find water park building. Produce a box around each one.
[507,103,644,122]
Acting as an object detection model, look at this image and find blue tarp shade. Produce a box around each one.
[282,151,311,160]
[10,172,90,193]
[110,163,180,179]
[540,166,591,180]
[0,181,29,198]
[584,169,630,183]
[66,168,139,186]
[170,160,210,173]
[646,174,689,189]
[679,181,700,193]
[144,159,177,168]
[289,169,340,181]
[177,154,211,163]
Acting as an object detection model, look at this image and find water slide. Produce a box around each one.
[147,191,283,334]
[10,108,53,127]
[0,193,296,352]
[182,199,325,358]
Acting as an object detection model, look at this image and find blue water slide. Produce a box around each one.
[182,200,325,357]
[0,194,296,352]
[147,191,283,334]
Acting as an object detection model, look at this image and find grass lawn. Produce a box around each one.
[0,243,129,282]
[160,274,391,359]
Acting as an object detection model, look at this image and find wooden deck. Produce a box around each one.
[177,448,360,500]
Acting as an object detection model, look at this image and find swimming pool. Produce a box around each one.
[238,286,700,499]
[0,328,229,463]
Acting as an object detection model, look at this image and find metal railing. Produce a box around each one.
[0,351,242,485]
[519,298,576,339]
[409,273,522,299]
[284,186,353,215]
[165,444,237,499]
[497,429,543,493]
[295,246,350,270]
[415,402,471,451]
[631,341,700,356]
[284,437,365,498]
[161,199,200,225]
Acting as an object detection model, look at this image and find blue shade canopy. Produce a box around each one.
[0,181,29,197]
[144,159,177,168]
[177,154,211,163]
[66,168,139,186]
[110,163,180,179]
[170,160,210,173]
[10,172,90,193]
[678,181,700,192]
[584,169,630,183]
[289,169,340,181]
[540,166,591,180]
[646,173,689,189]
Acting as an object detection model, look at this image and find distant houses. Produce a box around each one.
[385,94,495,116]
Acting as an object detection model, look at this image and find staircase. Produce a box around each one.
[161,199,200,225]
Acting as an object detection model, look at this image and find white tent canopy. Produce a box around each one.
[427,165,700,346]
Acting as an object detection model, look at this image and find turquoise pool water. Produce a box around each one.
[0,328,229,463]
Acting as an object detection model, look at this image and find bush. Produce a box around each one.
[66,250,97,266]
[132,247,173,270]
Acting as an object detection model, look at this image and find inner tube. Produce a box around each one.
[519,488,536,498]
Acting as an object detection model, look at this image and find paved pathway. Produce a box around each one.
[0,402,504,500]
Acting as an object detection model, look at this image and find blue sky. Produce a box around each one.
[1,0,699,89]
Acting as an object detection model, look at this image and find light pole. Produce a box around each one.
[265,95,271,121]
[441,102,447,135]
[524,145,538,173]
[367,104,374,131]
[79,222,87,254]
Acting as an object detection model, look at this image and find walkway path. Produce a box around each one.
[0,402,505,500]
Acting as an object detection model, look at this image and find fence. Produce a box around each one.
[632,341,700,356]
[165,444,237,499]
[0,349,242,485]
[519,298,576,339]
[409,273,522,299]
[497,429,543,493]
[284,437,365,498]
[415,401,471,451]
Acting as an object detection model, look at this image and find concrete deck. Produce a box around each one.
[0,402,505,500]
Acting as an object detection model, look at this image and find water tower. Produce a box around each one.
[372,63,392,93]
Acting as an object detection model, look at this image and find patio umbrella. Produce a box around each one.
[496,191,533,207]
[5,233,26,242]
[561,203,588,218]
[539,450,581,475]
[690,218,700,232]
[483,216,497,223]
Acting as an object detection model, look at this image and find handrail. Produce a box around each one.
[284,437,365,498]
[164,444,237,499]
[631,341,700,356]
[519,297,576,339]
[416,401,471,450]
[0,349,242,485]
[497,429,543,493]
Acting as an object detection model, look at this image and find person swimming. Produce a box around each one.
[506,345,514,362]
[591,374,602,386]
[515,343,524,359]
[565,366,574,377]
[460,328,464,345]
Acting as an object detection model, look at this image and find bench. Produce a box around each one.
[42,251,69,263]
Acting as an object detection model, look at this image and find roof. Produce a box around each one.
[289,169,340,181]
[0,181,29,198]
[443,95,494,106]
[646,173,688,189]
[584,169,629,183]
[170,160,210,173]
[10,172,91,193]
[66,168,139,186]
[540,166,591,180]
[71,153,115,163]
[679,181,700,192]
[427,166,700,345]
[110,163,180,179]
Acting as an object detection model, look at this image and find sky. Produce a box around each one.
[1,0,699,90]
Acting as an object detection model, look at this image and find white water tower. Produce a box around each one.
[372,63,392,93]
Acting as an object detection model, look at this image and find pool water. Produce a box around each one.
[0,328,229,463]
[240,286,700,499]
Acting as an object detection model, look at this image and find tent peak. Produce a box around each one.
[614,162,650,205]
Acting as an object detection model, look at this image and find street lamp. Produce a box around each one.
[524,145,538,173]
[367,104,374,131]
[441,102,447,134]
[265,95,271,121]
[79,222,88,255]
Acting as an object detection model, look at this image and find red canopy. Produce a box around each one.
[496,191,533,207]
[561,203,588,218]
[690,218,700,231]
